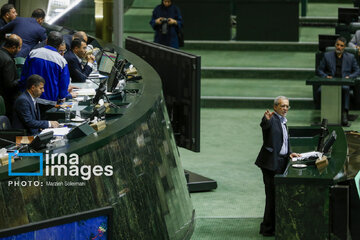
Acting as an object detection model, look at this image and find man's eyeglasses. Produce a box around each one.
[279,105,290,109]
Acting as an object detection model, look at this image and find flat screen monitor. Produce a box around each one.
[338,8,359,25]
[125,37,201,152]
[322,130,337,154]
[0,206,113,240]
[98,51,117,74]
[107,60,126,92]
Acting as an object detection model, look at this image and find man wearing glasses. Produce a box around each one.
[255,96,300,237]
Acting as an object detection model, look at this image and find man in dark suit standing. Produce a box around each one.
[316,37,360,125]
[12,74,59,135]
[0,34,22,120]
[0,8,46,57]
[0,4,17,28]
[255,96,300,237]
[64,38,95,83]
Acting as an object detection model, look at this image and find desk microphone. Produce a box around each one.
[317,118,328,152]
[74,68,100,86]
[0,137,28,152]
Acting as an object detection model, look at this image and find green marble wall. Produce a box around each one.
[276,183,330,240]
[0,95,194,239]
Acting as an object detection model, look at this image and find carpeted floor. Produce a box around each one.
[180,108,360,239]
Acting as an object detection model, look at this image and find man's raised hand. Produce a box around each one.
[264,110,274,120]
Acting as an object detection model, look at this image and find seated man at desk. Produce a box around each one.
[64,38,95,83]
[316,37,360,125]
[12,74,59,135]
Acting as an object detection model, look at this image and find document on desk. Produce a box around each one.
[72,88,96,96]
[291,151,323,162]
[88,73,108,79]
[41,127,71,136]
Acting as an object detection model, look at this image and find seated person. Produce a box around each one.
[58,41,66,56]
[12,74,59,135]
[63,31,88,51]
[64,38,95,83]
[348,30,360,53]
[316,37,360,125]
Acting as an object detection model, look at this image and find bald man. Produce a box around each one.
[63,31,88,51]
[0,34,22,120]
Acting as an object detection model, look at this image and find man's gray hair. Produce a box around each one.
[274,96,288,105]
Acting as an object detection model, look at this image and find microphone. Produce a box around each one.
[317,118,328,152]
[0,137,28,152]
[74,68,100,86]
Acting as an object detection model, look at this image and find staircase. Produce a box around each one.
[123,0,354,110]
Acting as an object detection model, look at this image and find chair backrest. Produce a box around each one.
[0,96,5,116]
[14,57,26,77]
[349,22,360,34]
[0,115,11,130]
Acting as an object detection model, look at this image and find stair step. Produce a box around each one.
[124,8,153,32]
[187,50,314,68]
[184,41,318,52]
[202,67,314,79]
[201,96,314,109]
[132,0,159,8]
[124,32,154,42]
[299,17,337,27]
[306,3,353,17]
[308,0,352,4]
[201,78,312,98]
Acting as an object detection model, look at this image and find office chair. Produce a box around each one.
[0,96,5,116]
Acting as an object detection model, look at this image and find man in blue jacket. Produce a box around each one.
[64,38,95,82]
[0,8,46,57]
[316,37,360,125]
[13,74,59,135]
[20,31,76,116]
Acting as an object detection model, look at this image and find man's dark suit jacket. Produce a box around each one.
[0,17,46,57]
[255,114,291,171]
[12,91,48,135]
[317,51,360,78]
[64,50,92,83]
[0,48,20,118]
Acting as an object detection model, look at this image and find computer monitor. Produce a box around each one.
[98,51,117,74]
[28,131,54,151]
[107,60,126,93]
[338,8,359,25]
[322,130,337,154]
[125,37,201,152]
[0,206,113,239]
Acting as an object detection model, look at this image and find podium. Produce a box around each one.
[306,77,357,125]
